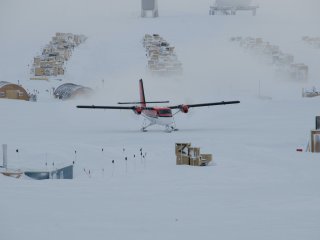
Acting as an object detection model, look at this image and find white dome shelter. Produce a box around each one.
[54,83,93,100]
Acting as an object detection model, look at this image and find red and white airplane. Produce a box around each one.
[77,79,240,132]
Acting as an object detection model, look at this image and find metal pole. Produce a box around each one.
[2,144,8,169]
[316,116,320,129]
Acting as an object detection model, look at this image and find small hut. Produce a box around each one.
[54,83,93,100]
[0,81,30,101]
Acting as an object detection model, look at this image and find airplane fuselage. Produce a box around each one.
[142,107,174,127]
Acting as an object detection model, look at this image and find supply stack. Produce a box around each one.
[302,87,320,98]
[306,116,320,153]
[175,143,212,166]
[143,34,182,76]
[30,32,87,79]
[302,36,320,49]
[231,37,309,81]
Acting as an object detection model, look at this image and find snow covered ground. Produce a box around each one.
[0,0,320,239]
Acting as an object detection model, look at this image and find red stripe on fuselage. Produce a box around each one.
[142,107,173,118]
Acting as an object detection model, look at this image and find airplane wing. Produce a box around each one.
[77,105,135,110]
[169,100,240,109]
[76,105,155,115]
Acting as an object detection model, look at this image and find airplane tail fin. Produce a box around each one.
[139,79,146,107]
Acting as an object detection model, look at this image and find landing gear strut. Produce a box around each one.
[141,120,154,132]
[165,125,178,133]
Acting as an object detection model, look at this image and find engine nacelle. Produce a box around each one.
[180,104,189,113]
[134,107,142,115]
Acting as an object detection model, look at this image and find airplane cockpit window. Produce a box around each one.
[159,109,172,115]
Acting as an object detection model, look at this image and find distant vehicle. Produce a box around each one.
[77,79,240,132]
[210,0,258,16]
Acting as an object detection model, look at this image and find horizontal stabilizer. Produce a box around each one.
[118,101,169,104]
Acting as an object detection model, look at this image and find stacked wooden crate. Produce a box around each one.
[31,32,87,78]
[231,36,309,81]
[302,36,320,49]
[175,143,212,166]
[143,34,182,76]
